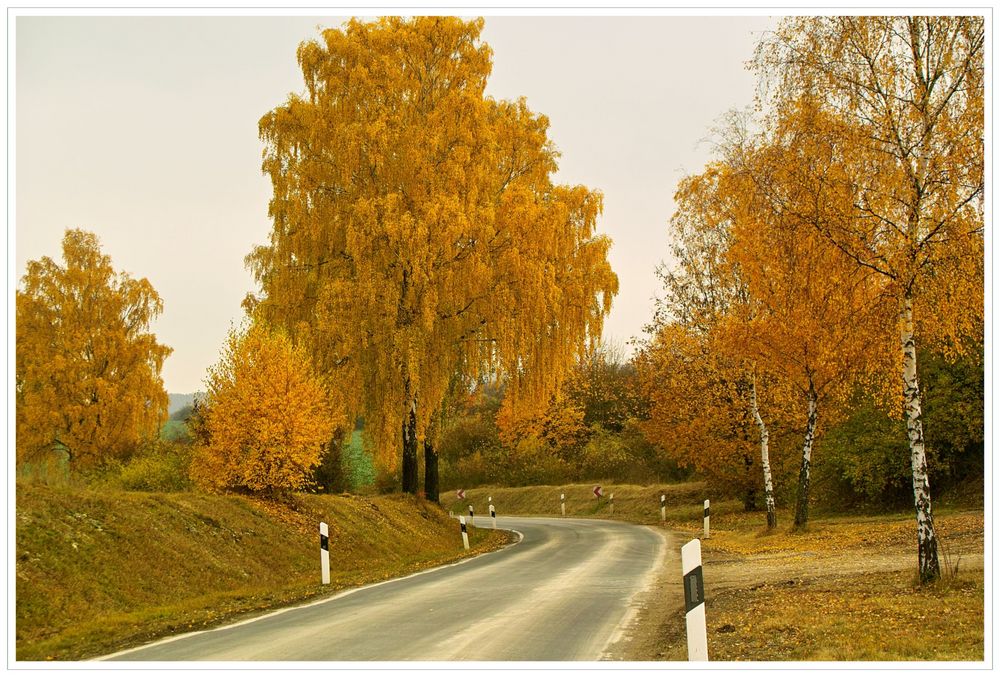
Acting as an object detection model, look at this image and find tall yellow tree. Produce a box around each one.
[719,117,891,527]
[247,17,617,498]
[755,16,984,581]
[639,166,786,516]
[190,321,340,493]
[16,229,172,468]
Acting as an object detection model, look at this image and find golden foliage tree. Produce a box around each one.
[755,16,984,581]
[640,162,790,520]
[718,119,892,527]
[190,321,340,493]
[247,17,617,497]
[16,229,171,468]
[636,323,764,507]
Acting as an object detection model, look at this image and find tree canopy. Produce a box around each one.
[16,229,172,468]
[247,16,617,492]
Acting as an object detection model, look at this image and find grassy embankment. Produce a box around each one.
[454,482,984,661]
[16,483,509,661]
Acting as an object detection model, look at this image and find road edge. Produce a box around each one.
[94,527,525,662]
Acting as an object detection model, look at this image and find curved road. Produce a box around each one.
[102,516,666,661]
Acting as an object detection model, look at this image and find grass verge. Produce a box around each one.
[16,482,510,661]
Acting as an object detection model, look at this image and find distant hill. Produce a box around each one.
[167,393,203,416]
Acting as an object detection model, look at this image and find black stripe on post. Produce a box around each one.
[491,509,496,518]
[661,497,666,507]
[704,506,710,518]
[683,565,705,613]
[320,534,329,551]
[460,522,467,533]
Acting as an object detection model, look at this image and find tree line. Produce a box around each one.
[15,16,983,585]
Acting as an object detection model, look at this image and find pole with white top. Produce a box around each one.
[459,516,469,550]
[681,539,708,661]
[319,522,330,585]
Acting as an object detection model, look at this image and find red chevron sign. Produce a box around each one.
[593,485,603,498]
[456,489,466,500]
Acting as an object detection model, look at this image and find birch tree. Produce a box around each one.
[641,168,780,517]
[248,17,617,497]
[755,16,984,580]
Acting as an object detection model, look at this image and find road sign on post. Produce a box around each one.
[703,499,710,538]
[456,489,466,500]
[319,522,330,585]
[593,485,603,499]
[459,516,469,550]
[681,539,708,661]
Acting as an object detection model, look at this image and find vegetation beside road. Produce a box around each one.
[16,482,509,661]
[461,481,984,661]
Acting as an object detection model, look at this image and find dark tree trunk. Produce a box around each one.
[424,440,439,503]
[401,407,418,495]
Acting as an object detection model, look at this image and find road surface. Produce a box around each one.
[101,516,667,661]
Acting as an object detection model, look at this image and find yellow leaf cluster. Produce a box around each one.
[16,230,171,468]
[190,321,342,493]
[247,17,617,475]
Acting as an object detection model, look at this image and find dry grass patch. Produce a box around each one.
[697,570,983,661]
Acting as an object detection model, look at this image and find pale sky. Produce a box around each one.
[15,14,776,393]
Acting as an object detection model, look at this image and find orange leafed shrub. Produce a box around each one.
[190,322,341,493]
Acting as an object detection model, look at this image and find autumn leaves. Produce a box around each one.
[246,17,617,497]
[13,17,982,589]
[637,17,983,583]
[16,231,171,469]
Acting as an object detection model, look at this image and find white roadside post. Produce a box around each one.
[469,505,475,527]
[661,494,667,522]
[319,522,331,585]
[490,503,496,529]
[703,499,710,539]
[681,539,708,661]
[459,516,470,550]
[609,493,615,516]
[560,493,566,517]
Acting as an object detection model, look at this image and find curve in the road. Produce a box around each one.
[101,516,666,662]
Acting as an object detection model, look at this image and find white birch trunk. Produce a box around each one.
[750,373,777,529]
[793,379,818,527]
[900,295,941,582]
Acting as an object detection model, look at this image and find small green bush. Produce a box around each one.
[116,441,192,492]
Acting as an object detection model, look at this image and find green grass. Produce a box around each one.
[342,430,375,490]
[159,419,190,443]
[16,482,507,661]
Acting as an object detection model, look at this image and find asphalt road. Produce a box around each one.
[101,516,667,661]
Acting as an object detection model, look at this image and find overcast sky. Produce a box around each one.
[15,14,777,393]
